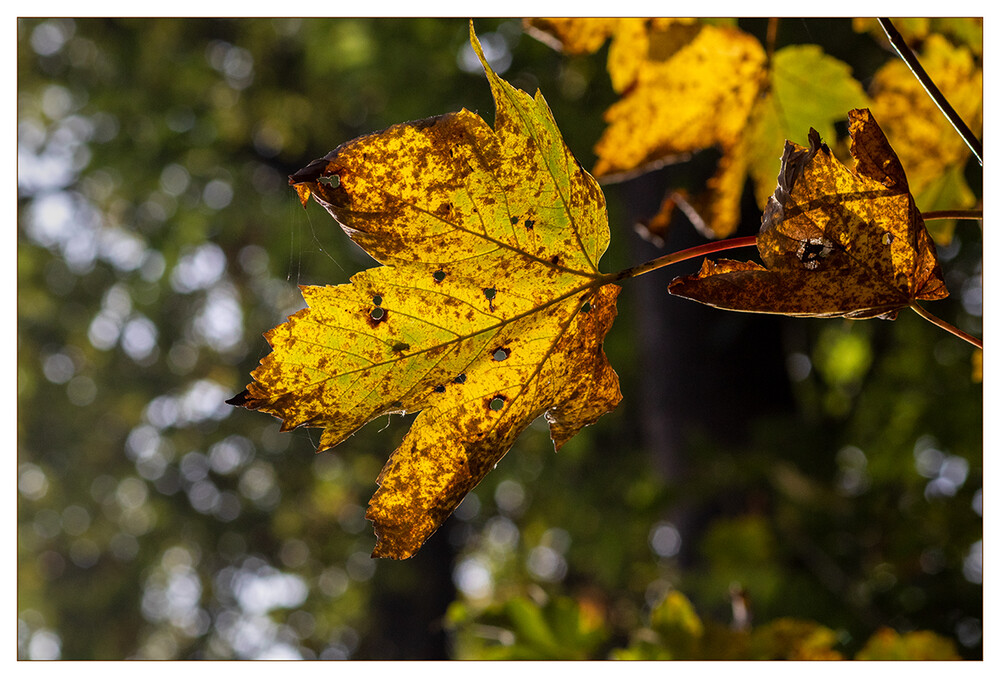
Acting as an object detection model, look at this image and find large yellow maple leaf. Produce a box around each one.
[229,25,621,559]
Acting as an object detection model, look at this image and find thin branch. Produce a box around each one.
[878,18,983,166]
[909,303,982,349]
[765,18,779,62]
[922,209,983,221]
[609,236,758,282]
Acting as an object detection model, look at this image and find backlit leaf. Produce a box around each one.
[868,33,982,244]
[229,24,621,559]
[527,18,868,239]
[668,109,948,319]
[749,618,843,660]
[853,17,982,57]
[747,45,870,209]
[855,627,960,660]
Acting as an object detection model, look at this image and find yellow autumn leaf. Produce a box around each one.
[868,33,983,243]
[853,17,982,57]
[523,17,619,55]
[668,109,948,319]
[855,627,960,660]
[750,618,844,660]
[229,24,621,559]
[527,18,868,239]
[593,20,766,181]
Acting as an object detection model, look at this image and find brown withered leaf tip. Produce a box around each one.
[228,24,621,560]
[668,108,948,320]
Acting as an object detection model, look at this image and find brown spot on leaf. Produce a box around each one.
[368,307,388,327]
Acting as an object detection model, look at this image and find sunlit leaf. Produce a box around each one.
[747,45,870,208]
[230,24,621,559]
[669,109,948,319]
[649,590,704,657]
[868,33,982,244]
[853,17,982,57]
[523,17,619,55]
[527,18,868,239]
[855,627,960,660]
[750,618,843,660]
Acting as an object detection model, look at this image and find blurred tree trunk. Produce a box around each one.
[355,524,456,659]
[621,169,794,564]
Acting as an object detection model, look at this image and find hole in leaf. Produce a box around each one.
[370,307,386,321]
[883,232,895,246]
[453,373,467,384]
[581,302,592,313]
[796,237,833,270]
[318,175,340,188]
[510,216,519,224]
[433,385,446,393]
[524,219,535,229]
[489,396,505,411]
[492,348,509,361]
[391,342,410,352]
[483,287,496,300]
[372,295,382,306]
[433,270,446,283]
[550,255,560,266]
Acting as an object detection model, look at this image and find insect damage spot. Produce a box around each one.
[882,232,895,246]
[797,237,834,270]
[317,175,340,188]
[523,219,535,230]
[369,307,387,324]
[488,395,506,411]
[372,295,383,306]
[550,255,561,266]
[433,270,447,283]
[433,384,446,393]
[581,301,592,313]
[453,373,467,384]
[483,287,497,312]
[492,347,509,361]
[391,342,410,353]
[510,216,519,225]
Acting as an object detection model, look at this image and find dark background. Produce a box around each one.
[17,18,982,659]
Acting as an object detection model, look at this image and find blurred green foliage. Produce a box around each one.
[18,18,981,660]
[448,589,960,659]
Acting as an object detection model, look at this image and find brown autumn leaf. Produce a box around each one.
[228,25,621,559]
[668,109,948,319]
